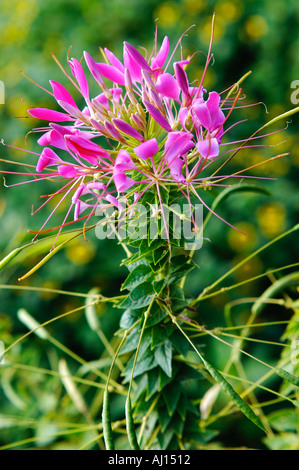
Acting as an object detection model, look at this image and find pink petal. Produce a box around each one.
[113,118,145,141]
[178,107,189,131]
[196,137,219,159]
[36,147,62,172]
[206,91,225,131]
[74,200,93,220]
[123,47,142,83]
[143,100,172,132]
[169,157,185,183]
[65,135,110,164]
[57,101,85,120]
[58,165,79,178]
[124,42,152,73]
[134,138,159,160]
[156,73,180,101]
[69,58,89,100]
[72,184,87,204]
[155,36,169,68]
[165,131,194,161]
[50,80,78,110]
[86,182,107,191]
[84,51,105,86]
[96,63,125,86]
[192,102,211,130]
[104,47,125,73]
[174,63,189,98]
[104,194,125,211]
[113,173,136,192]
[28,108,74,122]
[115,149,137,171]
[37,130,52,146]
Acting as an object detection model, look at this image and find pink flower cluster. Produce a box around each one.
[4,27,269,238]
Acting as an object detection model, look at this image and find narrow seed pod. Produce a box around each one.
[276,368,299,387]
[201,357,266,433]
[125,396,140,450]
[102,388,115,450]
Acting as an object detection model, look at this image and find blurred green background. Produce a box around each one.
[0,0,298,449]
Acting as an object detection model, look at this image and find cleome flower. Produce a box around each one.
[1,19,279,246]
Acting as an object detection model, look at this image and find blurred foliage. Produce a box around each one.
[0,0,298,450]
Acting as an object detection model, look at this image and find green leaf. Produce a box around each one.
[170,331,190,357]
[119,308,143,329]
[158,365,179,392]
[153,246,169,265]
[163,384,181,416]
[157,405,174,433]
[145,302,167,328]
[120,326,151,356]
[267,408,299,432]
[154,340,173,377]
[151,324,172,347]
[118,281,155,310]
[146,369,160,401]
[121,264,152,291]
[122,348,157,382]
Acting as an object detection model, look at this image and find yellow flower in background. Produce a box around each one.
[243,15,269,41]
[216,0,243,22]
[199,16,227,44]
[232,255,264,283]
[228,222,258,253]
[190,66,216,89]
[291,142,299,167]
[182,0,204,14]
[249,150,290,176]
[256,202,286,238]
[65,240,96,265]
[154,2,180,28]
[37,281,61,300]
